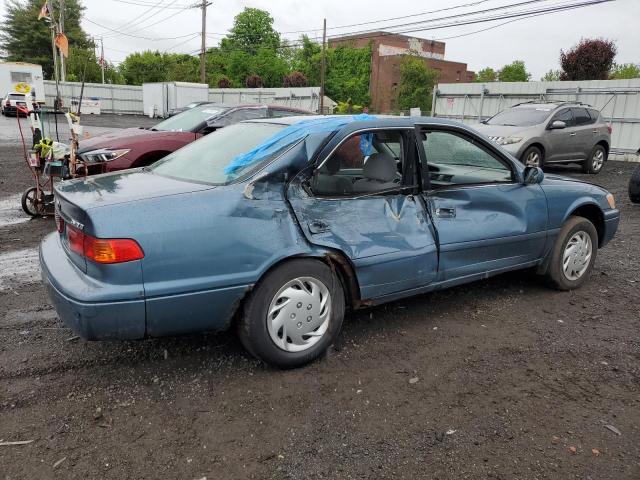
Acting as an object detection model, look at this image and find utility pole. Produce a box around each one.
[100,37,105,84]
[199,0,211,84]
[59,0,65,82]
[319,18,327,115]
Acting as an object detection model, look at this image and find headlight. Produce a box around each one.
[606,193,616,209]
[79,148,131,163]
[499,136,523,146]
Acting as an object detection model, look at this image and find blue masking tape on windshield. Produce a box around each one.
[224,113,377,175]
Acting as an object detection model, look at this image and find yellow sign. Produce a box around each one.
[14,82,31,94]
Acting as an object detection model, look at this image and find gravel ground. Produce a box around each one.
[0,114,639,479]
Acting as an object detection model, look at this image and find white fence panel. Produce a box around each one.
[433,79,640,161]
[45,82,331,115]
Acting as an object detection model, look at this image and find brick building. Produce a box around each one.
[329,32,474,113]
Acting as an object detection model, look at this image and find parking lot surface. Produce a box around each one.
[0,114,639,479]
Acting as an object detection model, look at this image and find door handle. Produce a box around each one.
[592,130,598,134]
[435,207,456,218]
[569,133,576,137]
[308,220,330,233]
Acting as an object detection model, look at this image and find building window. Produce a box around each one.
[456,71,461,81]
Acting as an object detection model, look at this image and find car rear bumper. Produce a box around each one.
[40,233,146,340]
[601,208,620,247]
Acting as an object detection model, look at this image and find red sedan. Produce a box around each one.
[76,104,312,174]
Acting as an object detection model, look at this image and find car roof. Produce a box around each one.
[246,114,464,129]
[196,102,312,113]
[513,101,594,110]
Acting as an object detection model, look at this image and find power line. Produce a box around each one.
[100,0,182,38]
[85,18,201,40]
[108,0,195,8]
[277,0,495,35]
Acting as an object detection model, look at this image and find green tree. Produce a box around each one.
[474,67,497,83]
[0,0,90,79]
[397,55,438,113]
[498,60,530,82]
[119,51,170,85]
[292,35,322,86]
[65,45,123,84]
[541,69,561,81]
[166,54,199,83]
[609,63,640,79]
[325,43,372,106]
[221,7,280,54]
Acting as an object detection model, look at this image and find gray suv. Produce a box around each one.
[474,101,611,174]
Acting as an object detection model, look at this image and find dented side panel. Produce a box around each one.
[287,183,438,298]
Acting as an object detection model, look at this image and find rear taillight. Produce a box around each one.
[607,124,612,134]
[66,225,144,264]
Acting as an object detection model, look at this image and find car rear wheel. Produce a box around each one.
[544,216,598,291]
[582,145,606,174]
[238,259,345,368]
[521,146,544,168]
[629,164,640,204]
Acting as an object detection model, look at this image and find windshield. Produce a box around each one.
[486,107,553,127]
[149,122,286,184]
[153,104,223,132]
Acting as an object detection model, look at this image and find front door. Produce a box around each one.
[288,129,438,299]
[417,126,548,281]
[546,108,579,162]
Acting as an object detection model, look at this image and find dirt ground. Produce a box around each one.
[1,115,639,479]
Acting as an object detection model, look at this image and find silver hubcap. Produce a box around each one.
[267,277,331,352]
[562,231,592,281]
[525,151,540,167]
[592,149,604,171]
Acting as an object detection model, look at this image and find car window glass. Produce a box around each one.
[150,122,285,184]
[153,104,223,132]
[270,109,296,118]
[572,108,591,126]
[422,131,512,188]
[486,107,552,126]
[551,108,574,127]
[587,109,600,123]
[311,130,405,196]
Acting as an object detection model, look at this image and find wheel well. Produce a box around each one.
[132,150,172,168]
[596,140,609,156]
[526,142,545,160]
[570,204,605,246]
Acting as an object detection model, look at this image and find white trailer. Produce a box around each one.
[142,82,209,117]
[0,62,45,104]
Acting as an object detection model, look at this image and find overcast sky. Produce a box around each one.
[2,0,639,79]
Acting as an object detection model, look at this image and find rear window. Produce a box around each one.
[9,94,26,100]
[149,122,286,184]
[486,107,552,127]
[572,107,592,126]
[588,109,600,122]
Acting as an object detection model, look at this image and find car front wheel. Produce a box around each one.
[521,146,544,168]
[544,216,598,291]
[238,259,345,368]
[582,145,606,174]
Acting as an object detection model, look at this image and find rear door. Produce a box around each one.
[571,107,595,159]
[417,125,548,282]
[287,128,438,299]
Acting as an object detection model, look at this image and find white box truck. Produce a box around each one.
[142,82,209,118]
[0,62,46,104]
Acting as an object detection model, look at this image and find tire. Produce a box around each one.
[544,216,598,291]
[629,164,640,204]
[521,146,544,168]
[238,258,345,368]
[582,144,607,174]
[21,187,45,216]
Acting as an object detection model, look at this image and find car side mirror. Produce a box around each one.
[549,120,566,130]
[523,166,544,185]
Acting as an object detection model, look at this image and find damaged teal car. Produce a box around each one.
[41,115,620,368]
